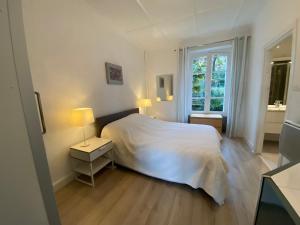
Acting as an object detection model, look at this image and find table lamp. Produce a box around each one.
[137,98,152,114]
[167,95,173,101]
[71,107,95,147]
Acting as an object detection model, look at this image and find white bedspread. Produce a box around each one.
[102,114,228,205]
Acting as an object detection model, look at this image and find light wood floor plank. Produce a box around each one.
[55,137,268,225]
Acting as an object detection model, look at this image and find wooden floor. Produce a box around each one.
[55,137,268,225]
[261,140,280,169]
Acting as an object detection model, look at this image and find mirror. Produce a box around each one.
[268,60,291,105]
[156,74,173,101]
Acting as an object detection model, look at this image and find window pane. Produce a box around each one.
[192,57,207,98]
[211,55,227,98]
[210,98,224,111]
[192,98,205,111]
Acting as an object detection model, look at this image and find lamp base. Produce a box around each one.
[81,127,89,147]
[80,143,90,147]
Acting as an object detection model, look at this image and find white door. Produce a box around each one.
[0,0,60,224]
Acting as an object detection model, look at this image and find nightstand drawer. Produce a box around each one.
[70,149,90,161]
[90,142,113,161]
[70,141,113,162]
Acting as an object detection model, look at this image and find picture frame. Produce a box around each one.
[105,62,123,85]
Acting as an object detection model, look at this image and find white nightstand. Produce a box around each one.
[70,137,114,187]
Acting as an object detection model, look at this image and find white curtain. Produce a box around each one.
[177,48,190,123]
[226,36,249,137]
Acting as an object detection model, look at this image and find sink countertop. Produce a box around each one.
[271,163,300,217]
[267,105,286,112]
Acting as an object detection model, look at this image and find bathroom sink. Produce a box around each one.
[268,105,286,112]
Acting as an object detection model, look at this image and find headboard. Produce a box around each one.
[95,108,139,137]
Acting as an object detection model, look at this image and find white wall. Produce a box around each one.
[243,0,300,150]
[22,0,146,189]
[145,28,250,124]
[145,49,178,121]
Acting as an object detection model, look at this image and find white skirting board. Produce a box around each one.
[53,173,74,192]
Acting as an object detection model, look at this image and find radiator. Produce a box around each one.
[279,120,300,162]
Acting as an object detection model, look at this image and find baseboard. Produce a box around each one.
[53,173,74,192]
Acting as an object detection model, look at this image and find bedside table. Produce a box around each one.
[70,137,114,187]
[189,114,223,134]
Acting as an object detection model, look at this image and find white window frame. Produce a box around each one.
[188,47,232,116]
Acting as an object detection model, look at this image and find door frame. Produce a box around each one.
[255,21,298,154]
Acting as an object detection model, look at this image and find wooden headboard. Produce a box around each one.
[95,108,139,137]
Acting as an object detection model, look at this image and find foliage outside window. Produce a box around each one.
[192,54,228,112]
[192,57,206,111]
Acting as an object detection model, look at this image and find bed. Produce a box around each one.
[96,109,228,205]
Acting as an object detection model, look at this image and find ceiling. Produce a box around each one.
[87,0,262,50]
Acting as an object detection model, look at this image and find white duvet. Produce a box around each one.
[102,114,228,205]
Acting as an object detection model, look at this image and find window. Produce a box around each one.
[192,56,207,111]
[191,49,231,114]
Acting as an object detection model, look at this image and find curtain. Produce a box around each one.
[177,48,189,122]
[226,36,249,137]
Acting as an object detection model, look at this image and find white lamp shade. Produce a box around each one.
[71,108,95,127]
[137,99,152,108]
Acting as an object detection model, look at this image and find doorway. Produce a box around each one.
[256,29,296,170]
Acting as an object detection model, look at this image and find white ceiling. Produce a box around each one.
[87,0,262,50]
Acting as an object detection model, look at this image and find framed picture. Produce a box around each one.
[105,62,123,85]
